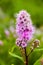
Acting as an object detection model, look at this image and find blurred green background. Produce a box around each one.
[0,0,43,65]
[0,0,43,27]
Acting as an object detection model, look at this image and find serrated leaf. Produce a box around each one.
[9,52,24,63]
[28,48,43,65]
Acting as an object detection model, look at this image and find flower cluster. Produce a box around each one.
[16,10,34,48]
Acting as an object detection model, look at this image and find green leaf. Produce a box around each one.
[0,59,5,65]
[34,58,41,65]
[28,48,43,65]
[34,55,43,65]
[9,52,24,63]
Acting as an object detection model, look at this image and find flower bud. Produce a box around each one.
[30,46,33,50]
[33,39,40,48]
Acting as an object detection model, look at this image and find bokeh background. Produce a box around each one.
[0,0,43,65]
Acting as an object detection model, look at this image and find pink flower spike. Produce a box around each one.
[16,10,35,47]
